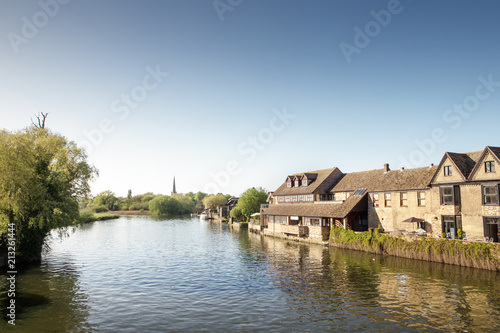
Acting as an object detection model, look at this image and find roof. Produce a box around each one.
[487,146,500,161]
[468,146,500,180]
[446,151,483,179]
[330,165,438,193]
[262,194,367,218]
[273,167,342,196]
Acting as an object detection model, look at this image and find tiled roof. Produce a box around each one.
[487,146,500,161]
[273,168,342,196]
[446,151,482,180]
[262,194,367,218]
[329,165,438,193]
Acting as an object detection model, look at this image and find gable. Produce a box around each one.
[469,149,500,181]
[432,156,465,184]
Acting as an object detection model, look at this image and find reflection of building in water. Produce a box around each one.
[260,146,500,243]
[246,231,500,332]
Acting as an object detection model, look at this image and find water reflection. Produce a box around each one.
[1,218,499,332]
[0,247,95,332]
[243,231,500,332]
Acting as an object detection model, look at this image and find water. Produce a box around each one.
[1,216,499,332]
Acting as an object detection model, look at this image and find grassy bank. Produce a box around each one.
[77,211,119,224]
[329,227,500,271]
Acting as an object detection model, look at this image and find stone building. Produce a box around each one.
[260,146,500,243]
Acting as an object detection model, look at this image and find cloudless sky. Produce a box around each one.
[1,0,499,197]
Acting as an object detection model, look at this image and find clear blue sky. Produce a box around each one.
[1,0,499,197]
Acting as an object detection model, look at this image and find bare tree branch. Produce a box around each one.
[31,112,49,128]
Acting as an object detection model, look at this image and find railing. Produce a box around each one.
[260,204,269,209]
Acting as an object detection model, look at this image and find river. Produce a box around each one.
[1,216,499,332]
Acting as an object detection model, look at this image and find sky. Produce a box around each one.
[1,0,500,198]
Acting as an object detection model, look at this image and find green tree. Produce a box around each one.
[93,190,121,211]
[127,189,132,201]
[0,126,97,262]
[236,187,268,220]
[149,196,180,215]
[202,194,227,211]
[229,205,244,220]
[172,194,195,214]
[194,191,207,202]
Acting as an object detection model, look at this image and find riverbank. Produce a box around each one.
[329,227,500,271]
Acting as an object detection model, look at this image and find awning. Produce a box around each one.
[251,213,260,217]
[402,217,425,223]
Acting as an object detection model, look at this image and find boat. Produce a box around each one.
[200,213,208,220]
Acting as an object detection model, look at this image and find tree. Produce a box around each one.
[194,191,207,202]
[127,189,132,201]
[202,194,227,211]
[0,126,97,262]
[172,194,195,214]
[229,205,244,220]
[149,195,180,215]
[235,187,268,220]
[93,190,121,211]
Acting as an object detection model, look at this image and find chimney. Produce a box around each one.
[384,163,390,173]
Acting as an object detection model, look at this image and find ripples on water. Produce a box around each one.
[1,216,499,332]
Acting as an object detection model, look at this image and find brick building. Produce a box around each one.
[260,146,500,243]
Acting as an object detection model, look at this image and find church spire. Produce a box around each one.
[171,176,177,195]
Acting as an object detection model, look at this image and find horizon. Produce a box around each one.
[1,0,499,197]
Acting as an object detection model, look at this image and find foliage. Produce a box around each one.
[229,206,244,220]
[93,190,121,211]
[172,194,195,214]
[194,191,207,202]
[329,227,500,269]
[0,126,97,262]
[202,194,228,211]
[149,196,181,215]
[234,187,267,219]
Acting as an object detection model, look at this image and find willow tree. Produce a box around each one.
[0,126,97,263]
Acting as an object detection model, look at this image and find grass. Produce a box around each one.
[77,210,119,224]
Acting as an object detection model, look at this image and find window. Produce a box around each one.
[269,215,275,223]
[400,192,408,207]
[274,216,287,224]
[483,217,500,242]
[304,217,320,226]
[302,179,308,186]
[440,186,460,205]
[287,180,291,188]
[384,193,391,207]
[295,180,299,187]
[442,215,462,239]
[373,193,379,207]
[485,161,496,173]
[483,185,499,205]
[418,192,426,206]
[444,165,452,177]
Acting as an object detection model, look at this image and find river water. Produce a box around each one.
[1,216,499,332]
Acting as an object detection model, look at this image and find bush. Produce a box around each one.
[93,206,108,213]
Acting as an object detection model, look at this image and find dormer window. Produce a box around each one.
[485,161,496,173]
[444,166,452,177]
[302,179,308,186]
[287,181,291,188]
[295,180,299,187]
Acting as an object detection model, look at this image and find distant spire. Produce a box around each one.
[172,176,177,195]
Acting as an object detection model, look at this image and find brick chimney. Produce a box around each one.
[384,163,390,173]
